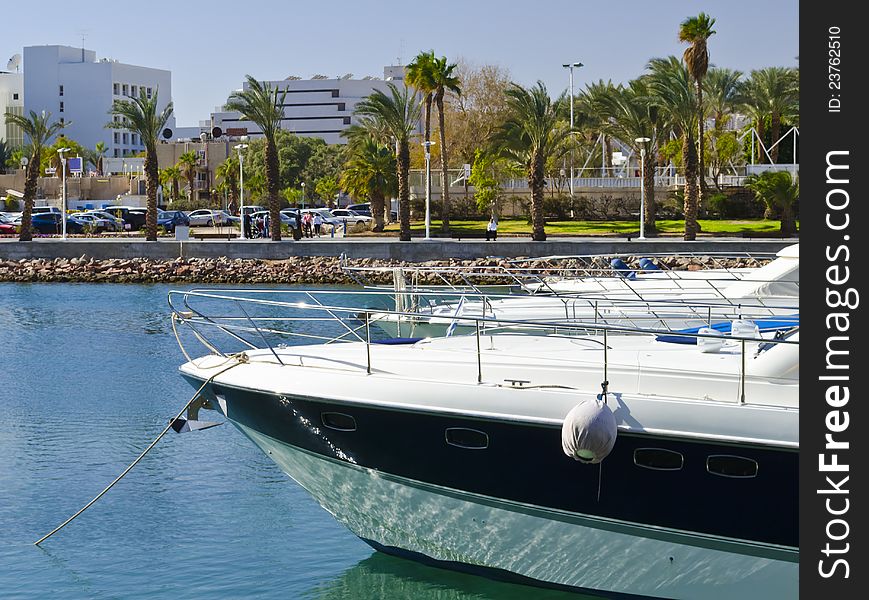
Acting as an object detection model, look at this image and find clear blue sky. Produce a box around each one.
[5,0,798,126]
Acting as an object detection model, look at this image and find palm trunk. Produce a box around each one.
[266,138,281,241]
[145,148,159,241]
[682,133,699,241]
[187,174,195,200]
[423,94,432,233]
[780,201,795,237]
[696,83,707,215]
[398,140,411,241]
[436,93,450,233]
[18,149,41,241]
[371,190,385,232]
[530,151,546,241]
[756,118,766,164]
[770,112,781,164]
[643,150,657,235]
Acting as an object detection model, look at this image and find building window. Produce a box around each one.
[59,102,64,113]
[59,117,64,124]
[113,149,119,157]
[131,85,137,97]
[59,85,64,97]
[114,132,120,144]
[122,84,129,96]
[13,93,18,100]
[122,133,129,144]
[131,134,138,145]
[633,448,684,471]
[113,83,120,95]
[146,87,152,99]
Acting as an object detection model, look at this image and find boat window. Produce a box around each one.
[633,448,684,471]
[445,428,489,450]
[707,455,758,478]
[321,412,357,432]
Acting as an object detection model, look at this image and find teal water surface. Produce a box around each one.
[0,283,588,599]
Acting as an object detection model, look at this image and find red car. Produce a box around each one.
[0,214,17,235]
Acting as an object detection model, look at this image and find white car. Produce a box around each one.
[186,209,226,227]
[70,212,115,233]
[330,209,373,226]
[304,208,343,227]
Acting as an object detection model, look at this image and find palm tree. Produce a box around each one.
[648,56,700,240]
[491,81,570,241]
[704,68,742,131]
[178,151,199,201]
[406,51,436,227]
[745,171,798,236]
[352,83,422,241]
[215,156,240,213]
[3,110,67,240]
[160,165,183,203]
[679,12,716,202]
[225,75,288,241]
[340,136,397,232]
[595,80,660,234]
[431,55,461,233]
[108,88,173,241]
[94,141,107,175]
[577,80,619,174]
[738,68,798,163]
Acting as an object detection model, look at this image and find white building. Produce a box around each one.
[23,45,175,158]
[0,68,24,148]
[208,66,407,145]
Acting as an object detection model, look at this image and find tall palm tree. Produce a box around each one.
[745,171,798,236]
[648,56,700,240]
[160,165,183,203]
[94,141,107,175]
[738,68,798,164]
[178,151,199,201]
[353,83,422,241]
[703,68,742,131]
[3,110,67,240]
[491,81,570,241]
[406,52,436,228]
[679,12,716,202]
[215,156,240,213]
[577,80,619,175]
[108,88,173,241]
[340,136,397,232]
[596,80,660,234]
[431,55,461,233]
[225,75,288,241]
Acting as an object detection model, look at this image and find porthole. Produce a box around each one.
[707,455,758,478]
[445,428,489,450]
[633,448,684,471]
[321,412,357,432]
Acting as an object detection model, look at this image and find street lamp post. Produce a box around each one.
[57,147,71,239]
[562,62,583,206]
[634,137,651,240]
[422,140,434,239]
[234,140,248,240]
[301,182,305,209]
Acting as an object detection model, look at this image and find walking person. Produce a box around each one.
[263,212,270,239]
[313,212,323,237]
[485,217,498,241]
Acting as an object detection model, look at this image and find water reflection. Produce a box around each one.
[308,552,593,600]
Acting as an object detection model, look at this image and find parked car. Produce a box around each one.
[0,213,16,235]
[31,206,62,215]
[102,206,147,231]
[186,209,227,227]
[84,211,125,231]
[240,205,267,218]
[330,209,373,226]
[70,212,114,233]
[304,208,343,227]
[157,210,191,233]
[218,210,240,225]
[29,213,85,235]
[346,203,397,221]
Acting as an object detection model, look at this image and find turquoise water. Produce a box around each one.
[0,283,588,599]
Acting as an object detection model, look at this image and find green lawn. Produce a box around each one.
[381,219,795,236]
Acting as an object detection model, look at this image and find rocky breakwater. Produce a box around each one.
[0,255,769,284]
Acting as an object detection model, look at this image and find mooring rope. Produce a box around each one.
[33,355,247,546]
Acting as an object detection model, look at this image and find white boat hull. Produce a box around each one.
[238,423,798,600]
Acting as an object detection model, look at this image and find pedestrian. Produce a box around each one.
[485,217,498,241]
[243,212,252,238]
[263,212,270,238]
[313,212,323,237]
[303,212,313,237]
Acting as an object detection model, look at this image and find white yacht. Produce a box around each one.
[172,292,798,600]
[368,244,799,338]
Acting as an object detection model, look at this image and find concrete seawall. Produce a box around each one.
[0,237,797,262]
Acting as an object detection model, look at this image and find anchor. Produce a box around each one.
[169,395,223,433]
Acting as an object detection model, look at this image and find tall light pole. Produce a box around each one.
[635,137,651,240]
[562,62,583,205]
[57,147,71,239]
[234,141,248,240]
[301,181,305,209]
[422,140,434,239]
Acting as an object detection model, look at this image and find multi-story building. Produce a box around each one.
[22,45,175,158]
[208,66,407,145]
[0,69,24,148]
